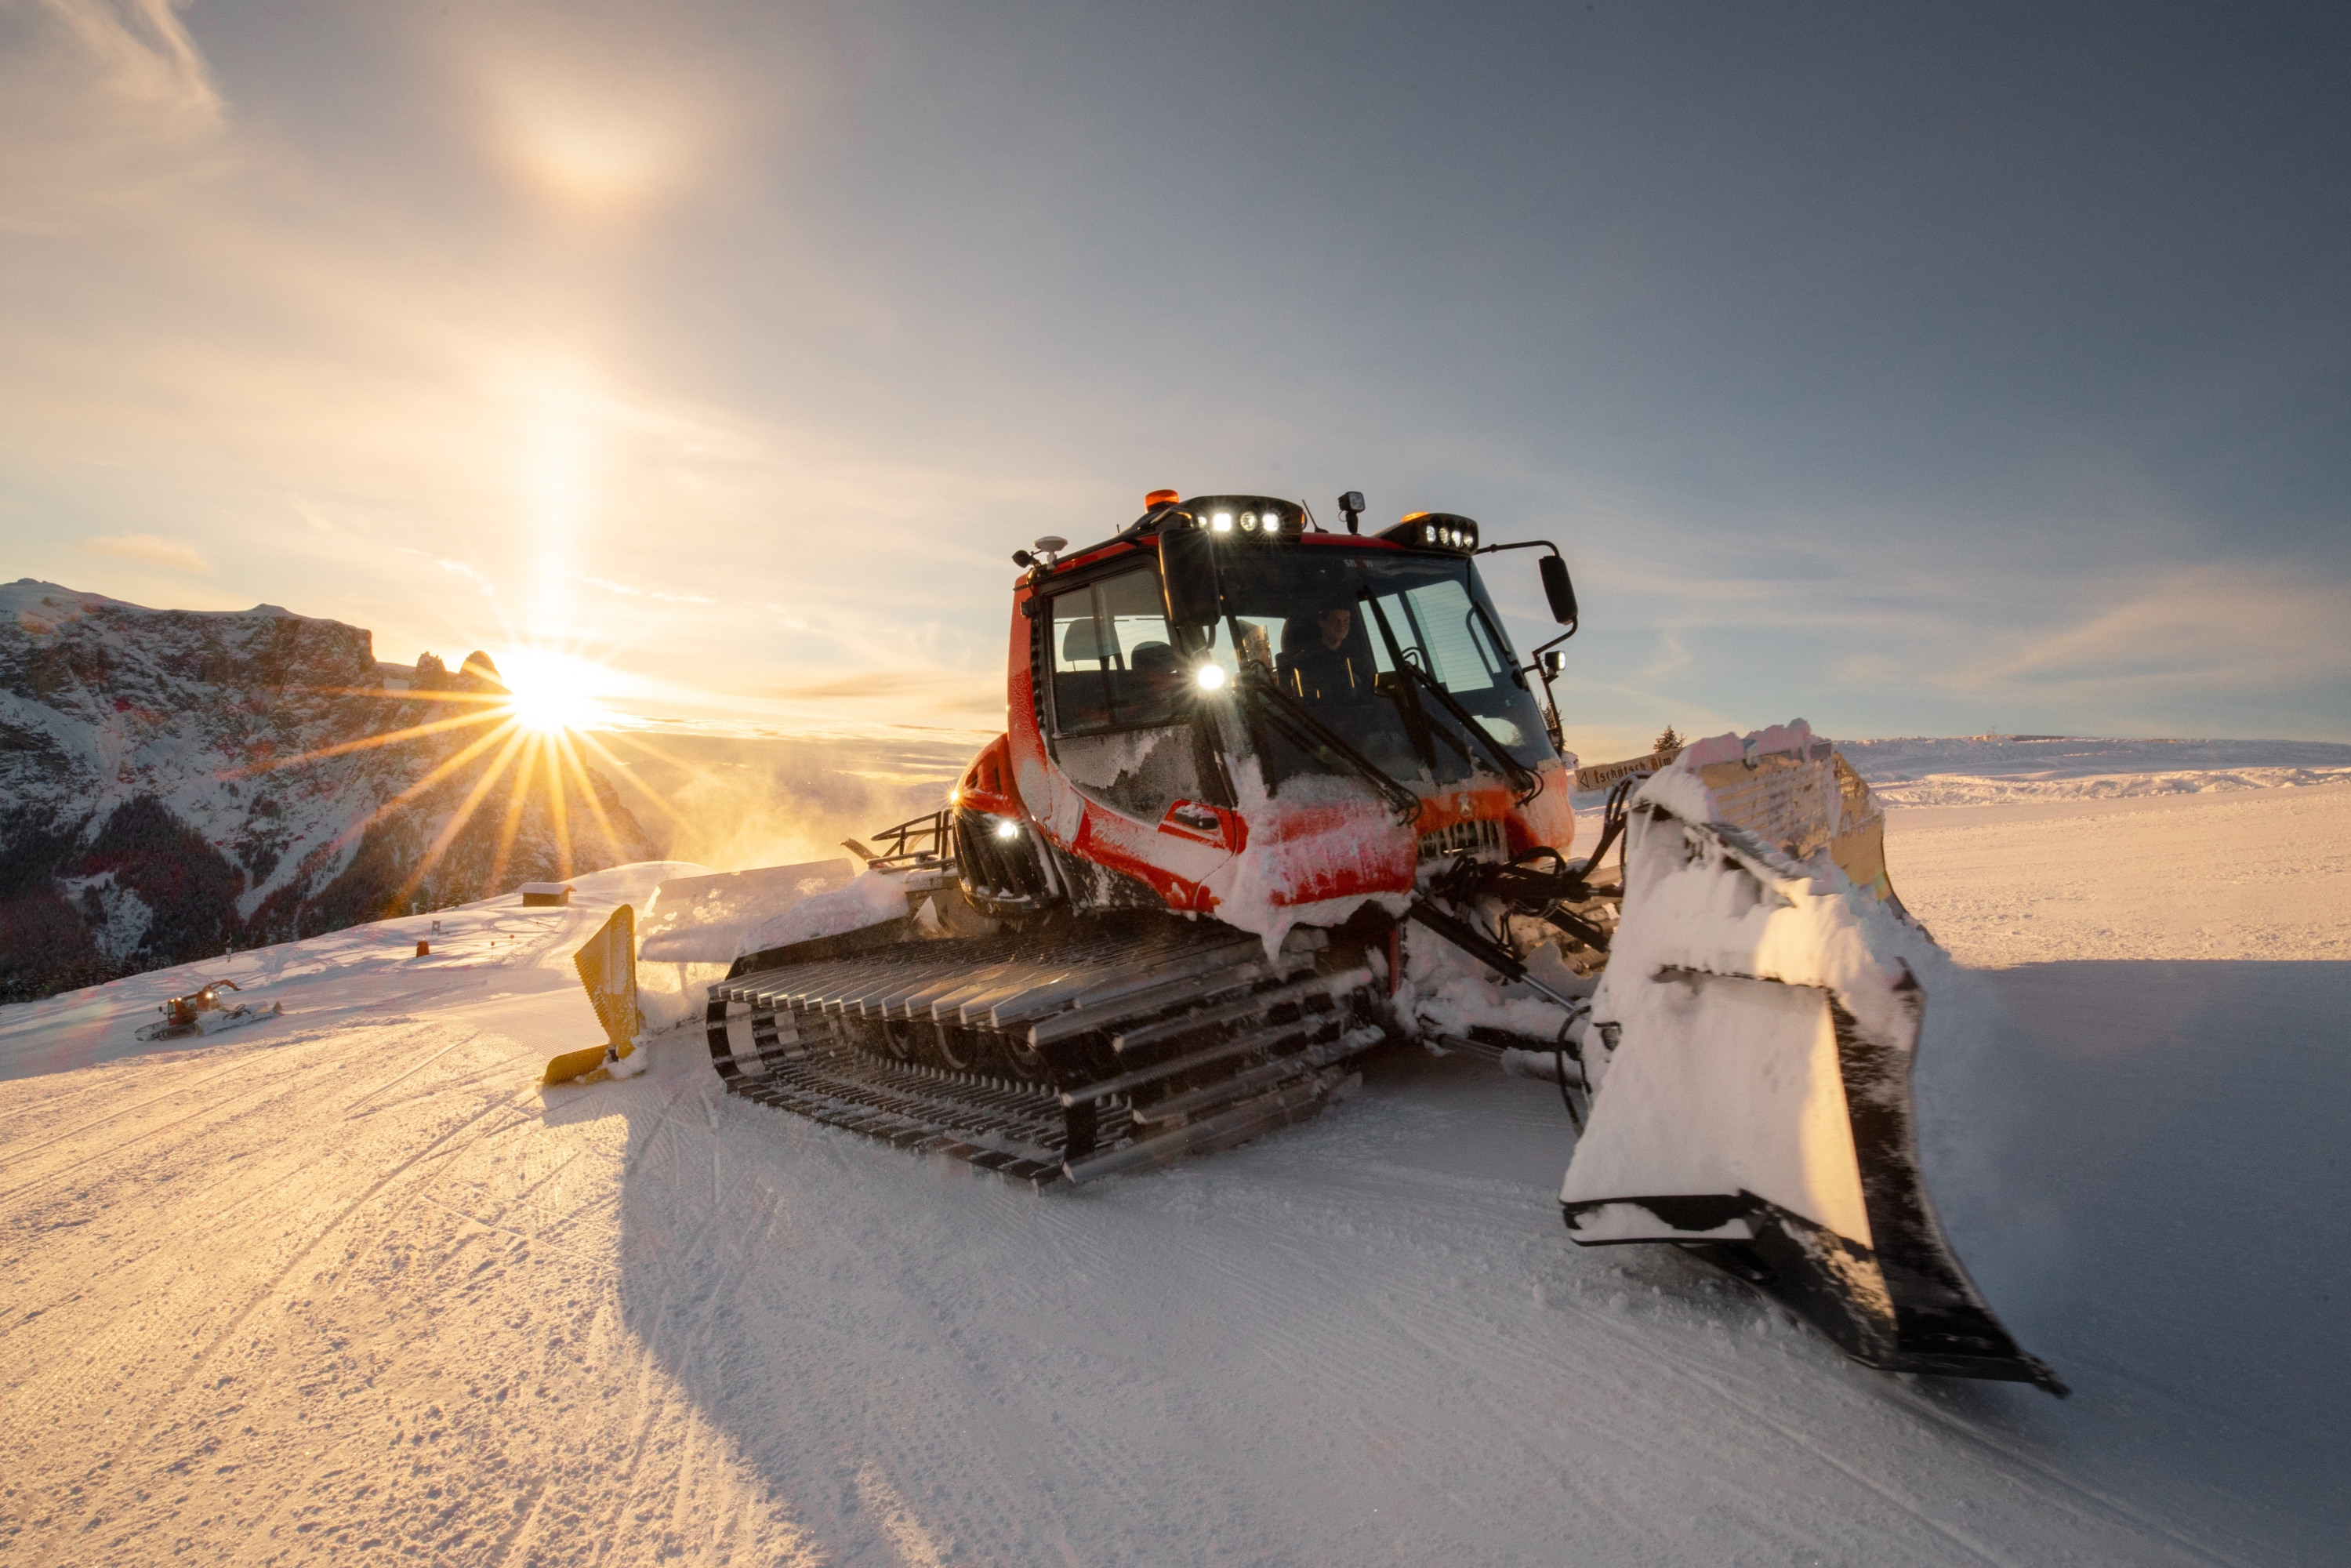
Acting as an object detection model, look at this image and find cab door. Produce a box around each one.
[1041,561,1237,906]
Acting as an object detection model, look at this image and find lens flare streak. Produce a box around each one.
[230,652,649,914]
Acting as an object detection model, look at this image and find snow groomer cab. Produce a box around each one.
[954,490,1589,949]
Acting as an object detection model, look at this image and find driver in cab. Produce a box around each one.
[1279,600,1371,705]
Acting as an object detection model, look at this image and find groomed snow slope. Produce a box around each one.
[2,784,2346,1563]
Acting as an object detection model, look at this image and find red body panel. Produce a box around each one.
[953,733,1025,818]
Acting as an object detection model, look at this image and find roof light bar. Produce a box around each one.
[1158,495,1307,543]
[1378,511,1479,553]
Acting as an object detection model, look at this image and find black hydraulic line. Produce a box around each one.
[1408,891,1591,1126]
[1578,775,1636,877]
[1554,1039,1584,1131]
[1428,853,1612,953]
[1540,905,1613,952]
[1239,670,1423,824]
[1406,898,1585,1012]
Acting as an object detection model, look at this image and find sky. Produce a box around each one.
[2,0,2346,759]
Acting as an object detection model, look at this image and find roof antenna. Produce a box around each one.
[1338,491,1364,535]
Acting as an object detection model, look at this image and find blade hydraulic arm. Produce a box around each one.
[1406,897,1587,1013]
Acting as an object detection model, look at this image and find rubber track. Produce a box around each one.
[707,916,1379,1185]
[728,1044,1127,1187]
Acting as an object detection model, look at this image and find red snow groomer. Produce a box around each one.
[702,488,2061,1392]
[136,979,282,1041]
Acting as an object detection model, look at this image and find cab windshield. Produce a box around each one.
[1199,546,1552,788]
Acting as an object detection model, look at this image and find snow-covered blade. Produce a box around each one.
[1562,723,2064,1393]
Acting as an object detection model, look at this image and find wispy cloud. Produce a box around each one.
[582,575,715,604]
[39,0,219,113]
[3,2,2343,752]
[437,558,496,596]
[1945,564,2351,696]
[1636,629,1690,680]
[783,669,1003,717]
[82,532,212,575]
[0,0,227,236]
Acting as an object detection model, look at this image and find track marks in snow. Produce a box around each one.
[0,1041,2252,1567]
[0,1048,341,1206]
[0,1017,816,1565]
[6,898,2335,1564]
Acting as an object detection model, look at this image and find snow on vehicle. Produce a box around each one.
[670,488,2055,1390]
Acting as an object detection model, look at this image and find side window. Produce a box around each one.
[1050,567,1180,733]
[1050,590,1110,731]
[1097,569,1181,726]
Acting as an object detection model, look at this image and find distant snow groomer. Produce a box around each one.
[695,488,2058,1392]
[137,979,281,1040]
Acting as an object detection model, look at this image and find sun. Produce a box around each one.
[234,640,656,908]
[498,648,610,733]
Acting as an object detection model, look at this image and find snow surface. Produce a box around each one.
[1840,734,2351,808]
[2,771,2347,1563]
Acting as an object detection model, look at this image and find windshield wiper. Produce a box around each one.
[1356,591,1445,775]
[1397,661,1543,804]
[1236,669,1422,825]
[1358,590,1541,804]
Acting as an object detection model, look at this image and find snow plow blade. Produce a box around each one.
[546,904,646,1085]
[1562,726,2065,1394]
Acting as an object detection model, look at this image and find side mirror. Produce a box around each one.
[1159,522,1221,633]
[1539,554,1578,626]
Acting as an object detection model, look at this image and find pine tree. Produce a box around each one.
[1653,724,1682,754]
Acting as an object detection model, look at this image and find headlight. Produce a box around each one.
[994,818,1020,840]
[1195,663,1228,691]
[1211,512,1234,532]
[1239,511,1259,532]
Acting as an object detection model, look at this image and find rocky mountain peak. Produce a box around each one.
[0,581,653,1000]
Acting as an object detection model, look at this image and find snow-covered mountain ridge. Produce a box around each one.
[0,579,650,1001]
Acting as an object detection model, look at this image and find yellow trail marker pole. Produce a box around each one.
[544,904,644,1085]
